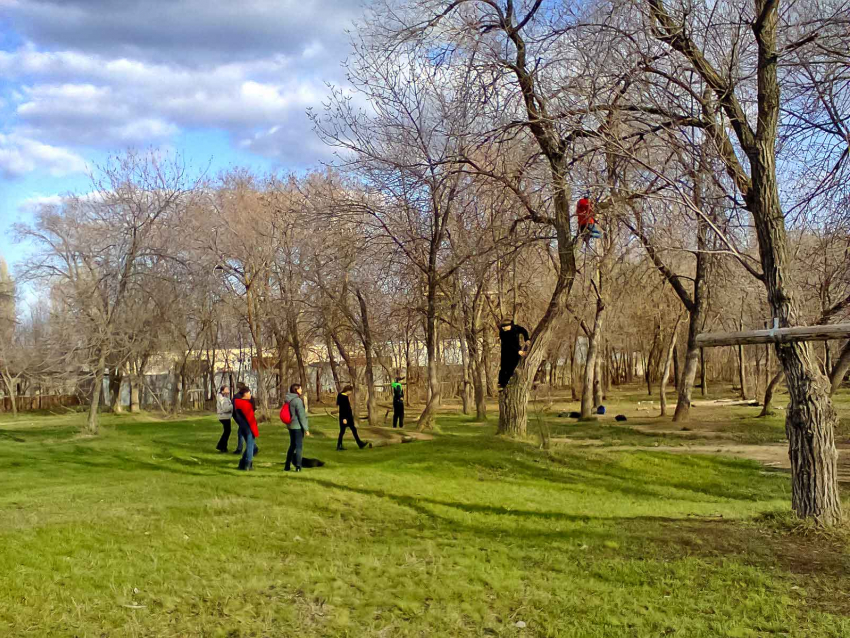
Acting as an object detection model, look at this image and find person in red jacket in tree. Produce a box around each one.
[233,387,259,471]
[576,197,602,241]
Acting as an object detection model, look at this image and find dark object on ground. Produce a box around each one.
[358,441,369,449]
[681,426,692,431]
[568,411,581,419]
[596,405,606,415]
[615,415,627,422]
[301,457,325,468]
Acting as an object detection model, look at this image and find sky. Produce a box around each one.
[0,0,363,267]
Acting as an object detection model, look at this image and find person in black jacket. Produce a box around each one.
[336,385,367,450]
[391,377,405,429]
[498,319,530,389]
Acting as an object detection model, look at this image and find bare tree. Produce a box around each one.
[642,0,847,524]
[18,152,196,433]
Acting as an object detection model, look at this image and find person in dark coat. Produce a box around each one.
[336,385,367,450]
[391,377,405,429]
[498,319,530,389]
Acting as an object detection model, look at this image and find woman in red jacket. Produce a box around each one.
[233,388,259,471]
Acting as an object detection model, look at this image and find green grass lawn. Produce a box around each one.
[1,408,848,637]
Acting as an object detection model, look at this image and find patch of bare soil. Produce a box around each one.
[350,427,434,447]
[611,443,850,485]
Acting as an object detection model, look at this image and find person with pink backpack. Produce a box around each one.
[280,383,311,472]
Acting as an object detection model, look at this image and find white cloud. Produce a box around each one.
[0,133,87,178]
[0,1,360,170]
[2,47,342,161]
[17,193,62,212]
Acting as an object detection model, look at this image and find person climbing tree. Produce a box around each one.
[391,377,405,428]
[498,319,530,389]
[576,197,602,240]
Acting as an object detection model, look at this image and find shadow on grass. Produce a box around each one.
[302,475,712,525]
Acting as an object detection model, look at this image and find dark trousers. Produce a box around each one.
[217,418,231,451]
[338,420,363,448]
[392,401,404,428]
[285,428,304,470]
[498,358,519,389]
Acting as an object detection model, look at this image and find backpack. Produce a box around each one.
[280,400,293,425]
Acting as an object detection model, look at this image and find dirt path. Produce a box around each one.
[557,439,850,484]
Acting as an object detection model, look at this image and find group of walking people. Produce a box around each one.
[215,381,386,471]
[216,383,313,472]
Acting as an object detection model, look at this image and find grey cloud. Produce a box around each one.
[5,0,362,66]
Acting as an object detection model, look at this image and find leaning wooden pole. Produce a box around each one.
[696,324,850,348]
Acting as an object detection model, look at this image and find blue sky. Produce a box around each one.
[0,0,361,266]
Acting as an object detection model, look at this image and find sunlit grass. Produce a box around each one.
[0,403,848,636]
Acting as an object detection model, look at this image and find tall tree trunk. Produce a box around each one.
[672,344,680,391]
[759,370,784,417]
[170,363,180,414]
[355,289,378,427]
[738,346,749,400]
[465,303,487,421]
[459,330,471,416]
[276,332,288,405]
[181,367,189,409]
[108,366,124,413]
[332,334,358,417]
[499,365,529,436]
[674,300,707,421]
[644,325,661,397]
[288,314,308,406]
[700,348,708,396]
[129,377,140,413]
[1,374,18,416]
[129,358,144,413]
[87,349,107,434]
[652,0,844,524]
[581,302,604,418]
[829,340,850,395]
[660,315,683,417]
[417,279,441,429]
[482,324,496,398]
[594,353,605,404]
[325,331,341,393]
[751,10,841,524]
[570,331,580,401]
[245,284,270,418]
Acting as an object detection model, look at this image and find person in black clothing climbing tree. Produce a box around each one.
[498,319,530,390]
[391,377,405,428]
[336,385,368,450]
